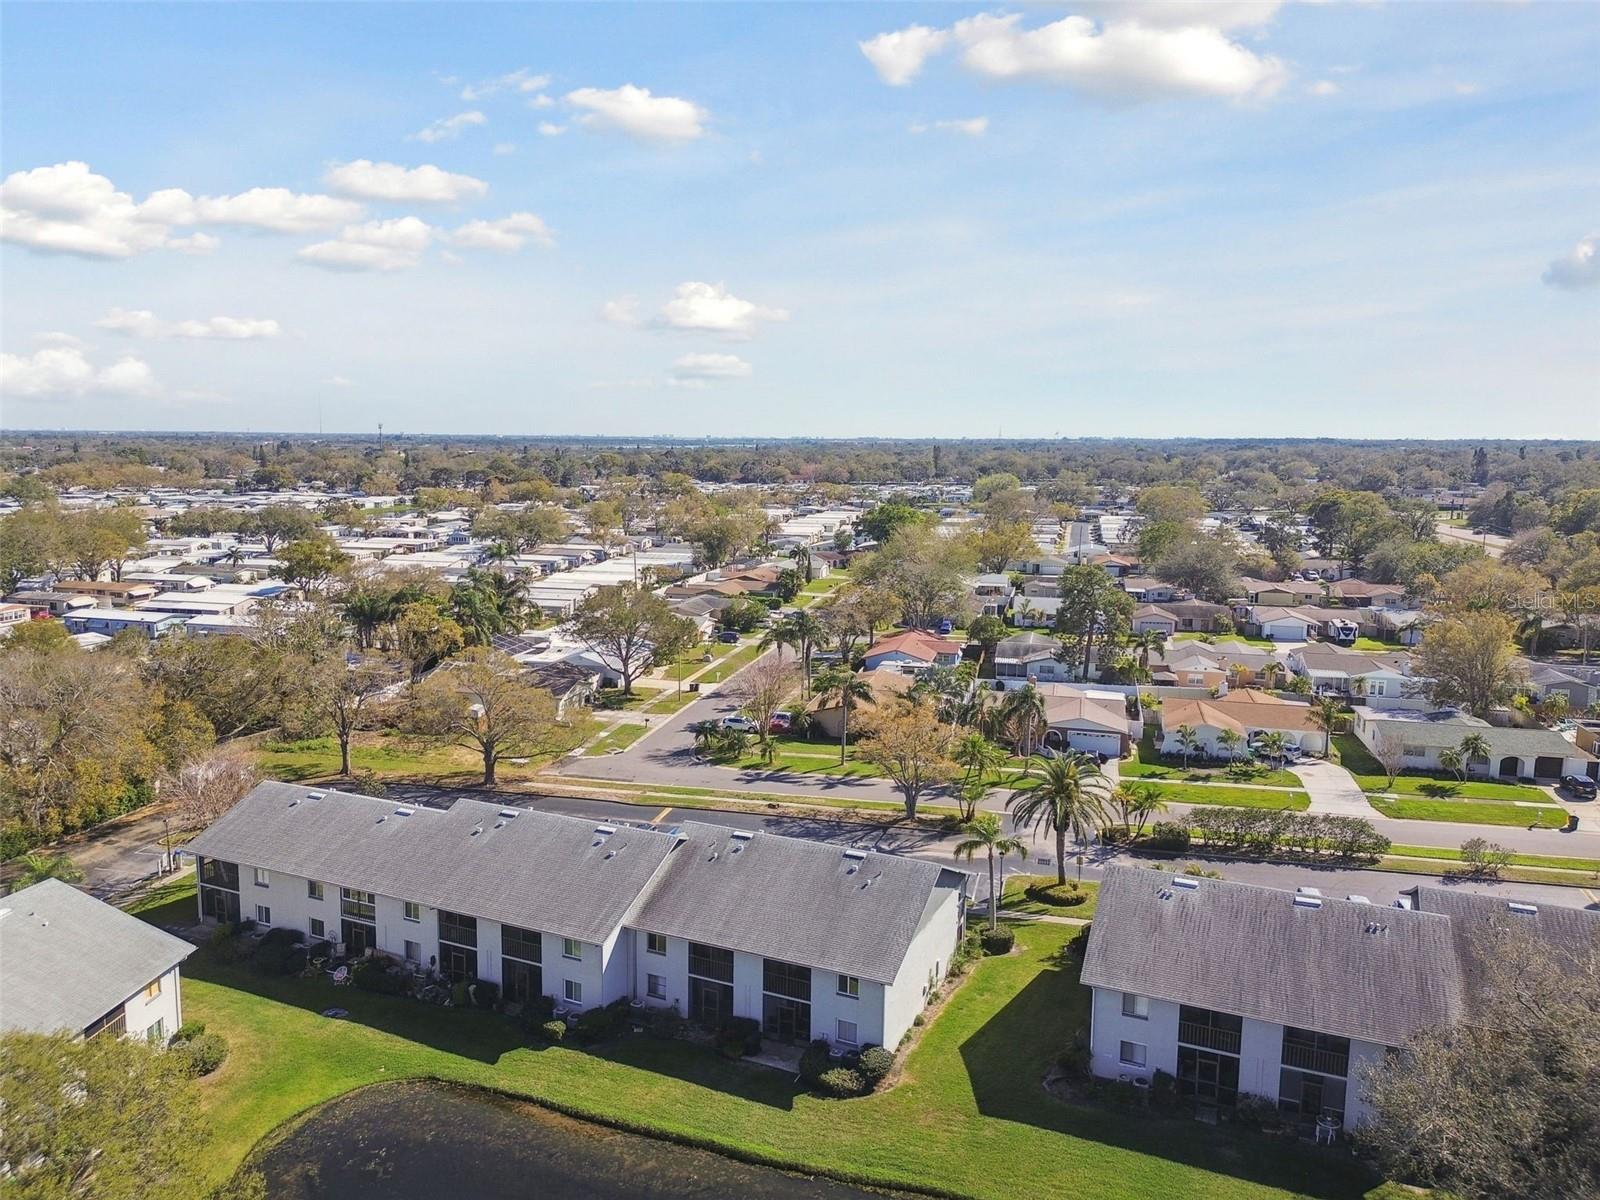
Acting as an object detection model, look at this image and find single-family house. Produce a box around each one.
[63,609,189,640]
[1350,708,1597,782]
[1287,647,1414,705]
[1237,578,1326,607]
[1121,577,1190,604]
[5,589,98,617]
[1038,687,1137,758]
[1158,693,1328,757]
[1371,607,1426,647]
[993,631,1078,684]
[0,879,193,1042]
[862,631,964,673]
[1520,660,1596,711]
[1246,606,1322,642]
[186,784,967,1050]
[52,579,160,606]
[1080,867,1596,1131]
[1132,605,1180,638]
[0,602,31,633]
[1090,554,1141,580]
[1326,579,1407,609]
[806,667,915,739]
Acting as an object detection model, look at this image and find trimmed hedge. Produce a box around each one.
[816,1067,866,1099]
[1023,881,1090,908]
[857,1046,894,1089]
[979,926,1015,955]
[536,1019,567,1044]
[174,1031,230,1077]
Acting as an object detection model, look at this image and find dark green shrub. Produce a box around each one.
[206,923,243,964]
[856,1046,894,1089]
[1024,880,1089,907]
[799,1038,833,1082]
[172,1020,206,1043]
[1147,821,1191,851]
[516,993,556,1028]
[174,1030,229,1076]
[353,958,407,995]
[815,1067,865,1099]
[250,933,306,977]
[1055,1043,1090,1077]
[1150,1069,1178,1111]
[537,1019,567,1044]
[979,926,1015,955]
[1232,1094,1282,1131]
[647,1006,685,1040]
[468,979,499,1010]
[572,1002,627,1044]
[720,1015,763,1055]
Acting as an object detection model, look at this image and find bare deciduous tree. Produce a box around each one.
[162,749,261,832]
[731,656,798,764]
[1371,731,1407,788]
[409,647,558,786]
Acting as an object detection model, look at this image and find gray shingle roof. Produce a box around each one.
[631,821,966,984]
[1081,865,1463,1047]
[186,782,680,945]
[0,879,194,1035]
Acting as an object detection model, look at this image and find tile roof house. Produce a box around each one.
[1083,866,1599,1130]
[1351,708,1596,782]
[0,879,194,1042]
[806,667,916,739]
[1326,579,1408,608]
[185,783,968,1050]
[861,630,964,673]
[1158,693,1328,757]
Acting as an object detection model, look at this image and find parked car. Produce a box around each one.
[719,714,759,734]
[767,712,792,734]
[1559,774,1598,800]
[716,629,741,644]
[936,619,955,635]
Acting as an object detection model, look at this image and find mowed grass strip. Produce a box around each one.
[132,882,1371,1200]
[1368,796,1568,829]
[1140,781,1312,811]
[1332,735,1551,803]
[258,726,597,785]
[584,723,651,757]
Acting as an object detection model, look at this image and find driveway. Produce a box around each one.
[1290,757,1381,817]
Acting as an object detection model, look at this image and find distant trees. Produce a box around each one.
[565,583,697,695]
[0,505,146,589]
[855,501,928,545]
[273,534,350,594]
[856,525,975,630]
[1149,534,1240,600]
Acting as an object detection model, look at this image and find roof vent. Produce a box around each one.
[498,809,519,820]
[470,825,483,837]
[288,797,299,807]
[1171,876,1200,891]
[376,815,386,823]
[1295,886,1323,898]
[393,807,414,817]
[1346,894,1372,904]
[1158,888,1175,901]
[1508,901,1539,917]
[595,823,617,835]
[305,790,325,801]
[1293,894,1323,910]
[730,830,753,841]
[1364,921,1390,935]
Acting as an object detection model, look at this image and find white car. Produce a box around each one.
[719,715,760,734]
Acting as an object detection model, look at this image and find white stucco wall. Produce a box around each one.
[882,888,963,1049]
[117,965,183,1042]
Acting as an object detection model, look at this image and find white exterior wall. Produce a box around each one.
[882,888,963,1049]
[117,965,183,1042]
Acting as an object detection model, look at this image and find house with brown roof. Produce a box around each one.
[861,631,964,673]
[1326,579,1407,608]
[1158,692,1328,757]
[806,667,916,739]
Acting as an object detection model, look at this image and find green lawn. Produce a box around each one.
[1172,632,1279,649]
[698,641,767,684]
[1121,732,1301,789]
[1332,735,1553,802]
[663,642,736,681]
[1386,844,1600,873]
[642,688,702,715]
[1000,875,1100,919]
[258,724,598,785]
[585,722,651,756]
[133,884,1370,1200]
[1368,796,1567,829]
[1140,781,1312,811]
[595,686,663,710]
[1350,638,1400,653]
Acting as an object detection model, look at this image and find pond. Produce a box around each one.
[252,1081,895,1199]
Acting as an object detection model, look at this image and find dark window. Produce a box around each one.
[309,917,325,939]
[198,857,239,891]
[1278,1067,1347,1122]
[1281,1027,1350,1077]
[503,958,542,1004]
[1178,1005,1243,1054]
[341,919,376,956]
[1178,1046,1240,1107]
[688,942,734,983]
[688,977,733,1027]
[646,932,667,955]
[762,993,811,1043]
[438,910,478,949]
[502,924,542,963]
[200,885,240,924]
[340,888,375,921]
[439,942,478,982]
[762,959,811,1002]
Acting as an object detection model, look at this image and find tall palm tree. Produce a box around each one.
[789,545,815,583]
[811,666,874,765]
[8,851,85,893]
[1007,753,1112,885]
[999,684,1048,757]
[1126,785,1169,836]
[1227,662,1253,692]
[1310,696,1344,758]
[951,732,1008,820]
[1216,728,1245,763]
[1130,628,1164,674]
[1176,723,1202,767]
[954,812,1026,931]
[1457,733,1491,778]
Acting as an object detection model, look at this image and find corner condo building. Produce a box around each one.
[186,782,968,1051]
[1081,865,1598,1133]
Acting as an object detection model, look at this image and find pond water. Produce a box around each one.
[253,1081,893,1199]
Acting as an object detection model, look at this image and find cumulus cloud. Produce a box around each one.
[860,10,1290,102]
[1543,234,1599,290]
[450,212,553,252]
[96,308,282,340]
[1,344,161,400]
[538,122,567,137]
[460,68,550,102]
[909,117,989,136]
[600,296,642,328]
[412,111,488,143]
[564,85,708,142]
[669,353,752,386]
[324,160,489,204]
[860,24,951,86]
[297,216,435,272]
[657,282,788,338]
[0,162,364,258]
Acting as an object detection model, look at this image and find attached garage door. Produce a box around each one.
[1064,728,1124,757]
[1533,756,1563,780]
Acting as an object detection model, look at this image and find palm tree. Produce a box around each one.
[1216,727,1245,763]
[223,545,246,568]
[789,545,815,583]
[1130,628,1164,674]
[954,812,1025,931]
[1457,733,1491,778]
[951,732,1008,820]
[1227,662,1253,692]
[479,541,517,573]
[759,610,827,695]
[342,588,394,650]
[1176,723,1202,768]
[1438,746,1465,781]
[999,685,1048,757]
[1311,696,1344,758]
[811,666,874,765]
[1255,730,1290,762]
[1258,661,1287,691]
[1126,784,1168,836]
[1007,753,1112,885]
[8,851,85,893]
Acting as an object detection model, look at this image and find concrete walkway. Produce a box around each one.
[1290,757,1381,817]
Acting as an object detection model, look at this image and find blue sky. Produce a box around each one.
[2,1,1596,437]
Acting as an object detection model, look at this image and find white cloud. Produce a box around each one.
[669,352,752,386]
[861,11,1290,102]
[0,162,363,258]
[564,85,708,142]
[600,296,642,328]
[657,281,789,338]
[297,216,435,272]
[909,117,990,137]
[528,94,556,110]
[324,160,488,204]
[538,122,567,137]
[460,68,550,101]
[493,143,518,156]
[860,24,951,86]
[1,344,161,400]
[1309,79,1340,96]
[1454,82,1482,96]
[1543,234,1599,290]
[450,212,554,252]
[412,111,488,143]
[34,331,84,348]
[97,307,282,340]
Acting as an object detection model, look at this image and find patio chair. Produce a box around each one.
[331,965,350,987]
